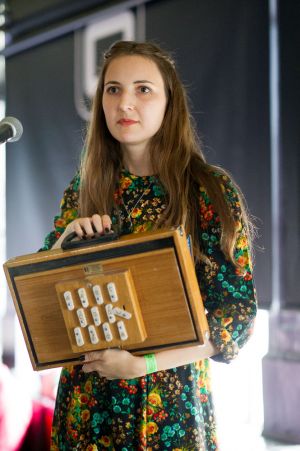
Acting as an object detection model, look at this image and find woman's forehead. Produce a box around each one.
[104,55,164,84]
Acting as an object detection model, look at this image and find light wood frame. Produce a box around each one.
[3,226,209,370]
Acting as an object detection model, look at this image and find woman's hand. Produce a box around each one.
[52,214,112,249]
[81,349,146,380]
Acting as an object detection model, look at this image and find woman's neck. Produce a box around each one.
[122,145,153,176]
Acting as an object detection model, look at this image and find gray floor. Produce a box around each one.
[218,426,300,451]
[264,439,300,451]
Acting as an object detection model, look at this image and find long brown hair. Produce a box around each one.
[80,41,252,266]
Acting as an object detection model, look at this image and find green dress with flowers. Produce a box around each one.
[41,169,257,451]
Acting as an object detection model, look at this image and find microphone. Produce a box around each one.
[0,116,23,144]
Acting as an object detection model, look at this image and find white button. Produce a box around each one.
[105,304,116,323]
[107,282,118,302]
[88,325,99,344]
[112,307,132,320]
[102,322,113,342]
[77,308,88,327]
[117,321,128,341]
[91,306,101,326]
[74,327,84,346]
[63,291,74,310]
[92,285,104,305]
[78,287,89,308]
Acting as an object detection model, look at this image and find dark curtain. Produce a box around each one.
[5,34,85,257]
[146,0,271,307]
[279,0,300,307]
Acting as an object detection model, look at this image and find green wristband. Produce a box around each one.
[144,353,158,374]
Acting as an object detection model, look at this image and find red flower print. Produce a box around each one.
[80,394,89,404]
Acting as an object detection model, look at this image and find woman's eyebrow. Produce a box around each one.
[104,80,154,86]
[104,81,120,86]
[133,80,154,84]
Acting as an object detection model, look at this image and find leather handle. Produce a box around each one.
[61,230,119,250]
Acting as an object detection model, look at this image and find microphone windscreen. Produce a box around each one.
[0,116,23,142]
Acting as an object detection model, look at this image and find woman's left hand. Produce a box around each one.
[81,349,146,380]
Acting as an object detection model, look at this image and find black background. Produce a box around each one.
[4,0,299,309]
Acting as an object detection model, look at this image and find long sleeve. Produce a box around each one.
[40,173,80,251]
[196,175,257,363]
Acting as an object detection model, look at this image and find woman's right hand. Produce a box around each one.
[51,214,112,249]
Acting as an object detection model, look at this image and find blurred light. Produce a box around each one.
[211,309,269,450]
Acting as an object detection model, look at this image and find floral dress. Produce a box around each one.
[41,169,257,451]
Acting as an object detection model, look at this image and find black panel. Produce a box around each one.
[146,0,271,307]
[9,237,175,277]
[279,0,300,308]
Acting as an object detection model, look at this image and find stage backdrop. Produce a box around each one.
[5,0,289,310]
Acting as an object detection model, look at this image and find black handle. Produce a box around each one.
[61,230,119,250]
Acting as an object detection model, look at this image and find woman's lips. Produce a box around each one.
[117,119,138,126]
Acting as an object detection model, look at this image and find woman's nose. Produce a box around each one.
[118,92,136,111]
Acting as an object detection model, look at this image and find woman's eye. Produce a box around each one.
[138,86,151,94]
[106,86,119,94]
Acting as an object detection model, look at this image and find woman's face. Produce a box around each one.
[102,55,167,152]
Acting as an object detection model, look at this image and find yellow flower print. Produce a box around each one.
[81,409,90,422]
[237,254,249,268]
[120,177,132,190]
[63,209,77,221]
[84,380,92,393]
[131,208,142,218]
[79,393,89,404]
[147,421,158,435]
[99,436,111,447]
[55,218,67,228]
[221,329,231,343]
[214,308,223,318]
[235,220,242,233]
[221,317,233,327]
[194,360,205,371]
[134,223,151,233]
[86,445,98,451]
[148,392,162,407]
[139,422,147,442]
[236,234,248,249]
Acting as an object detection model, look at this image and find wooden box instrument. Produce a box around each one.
[3,226,209,371]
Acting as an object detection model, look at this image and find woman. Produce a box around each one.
[42,41,257,450]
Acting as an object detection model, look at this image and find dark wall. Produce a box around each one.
[6,0,72,21]
[5,0,297,309]
[146,0,271,307]
[279,0,300,307]
[6,34,84,257]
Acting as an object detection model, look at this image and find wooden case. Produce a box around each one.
[3,226,209,370]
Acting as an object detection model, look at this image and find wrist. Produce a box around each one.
[134,356,147,377]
